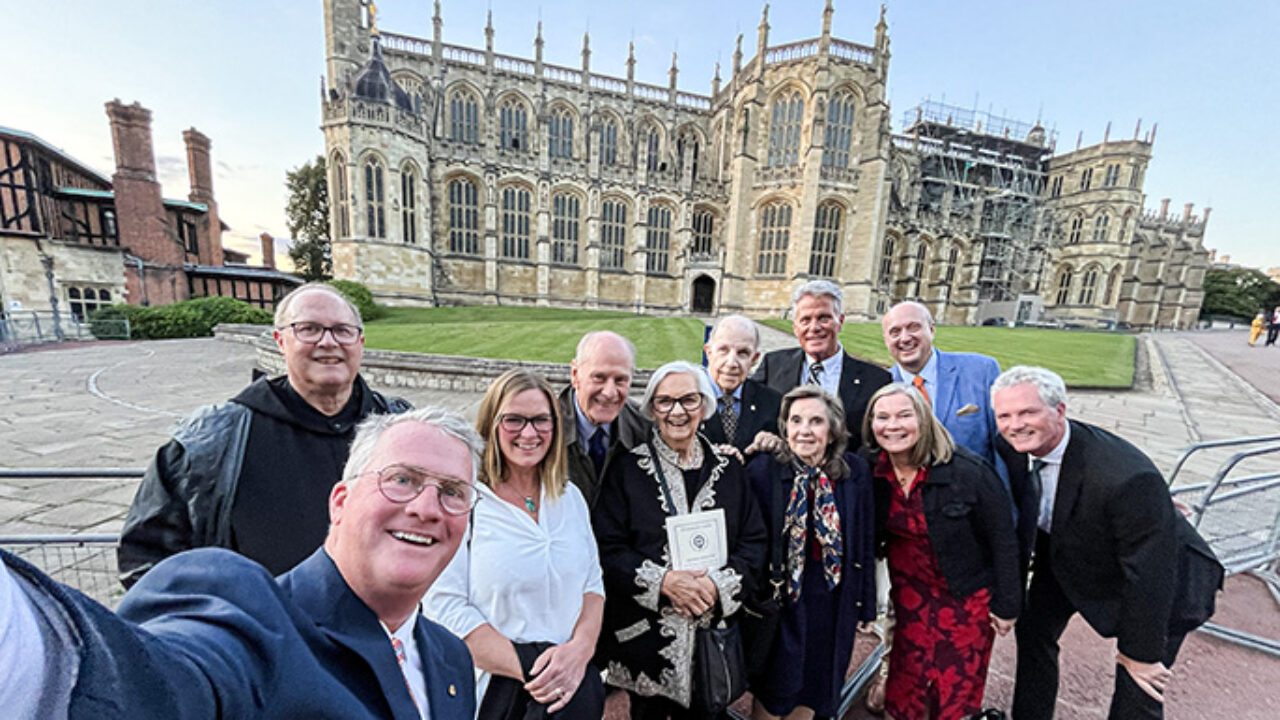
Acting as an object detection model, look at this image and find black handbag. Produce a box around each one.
[647,440,748,713]
[692,620,747,714]
[740,467,788,676]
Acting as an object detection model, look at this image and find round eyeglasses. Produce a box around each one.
[368,464,478,516]
[498,413,555,433]
[652,393,704,414]
[280,321,363,345]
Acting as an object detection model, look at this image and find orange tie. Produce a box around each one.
[912,375,931,405]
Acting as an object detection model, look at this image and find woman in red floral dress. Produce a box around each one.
[861,383,1022,720]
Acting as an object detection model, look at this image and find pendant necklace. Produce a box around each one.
[523,496,537,514]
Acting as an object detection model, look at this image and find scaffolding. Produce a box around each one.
[897,100,1055,301]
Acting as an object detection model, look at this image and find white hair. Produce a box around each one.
[341,407,484,487]
[708,314,760,350]
[991,365,1068,409]
[574,330,636,368]
[791,280,844,316]
[641,360,718,419]
[274,282,362,327]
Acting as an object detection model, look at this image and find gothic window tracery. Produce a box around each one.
[646,204,672,273]
[500,185,532,258]
[691,209,716,258]
[601,117,620,167]
[600,198,628,270]
[768,91,804,167]
[756,201,791,275]
[449,89,480,144]
[364,156,386,238]
[551,192,581,265]
[331,152,349,237]
[548,107,574,159]
[809,202,842,277]
[499,98,529,151]
[400,163,417,244]
[823,91,855,168]
[447,176,480,255]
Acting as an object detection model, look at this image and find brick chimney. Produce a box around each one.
[107,100,179,267]
[183,128,224,266]
[1159,198,1170,219]
[1182,202,1194,224]
[260,232,277,270]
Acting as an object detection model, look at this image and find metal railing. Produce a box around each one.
[1166,436,1280,656]
[0,310,129,346]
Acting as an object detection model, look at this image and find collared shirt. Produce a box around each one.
[706,369,744,417]
[1032,422,1072,533]
[892,350,938,401]
[571,389,610,448]
[425,481,604,706]
[803,343,844,398]
[381,612,429,720]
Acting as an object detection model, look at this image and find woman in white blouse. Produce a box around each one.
[426,369,605,720]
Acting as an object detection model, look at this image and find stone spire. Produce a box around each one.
[626,41,636,86]
[875,4,889,51]
[432,0,443,61]
[712,61,721,96]
[669,51,679,91]
[822,0,834,37]
[732,34,743,76]
[582,31,591,72]
[484,9,494,67]
[757,4,770,56]
[534,20,544,73]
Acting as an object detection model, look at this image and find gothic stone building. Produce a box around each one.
[321,1,1208,329]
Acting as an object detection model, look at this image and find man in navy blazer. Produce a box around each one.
[992,366,1222,720]
[881,301,1006,480]
[0,408,480,720]
[701,314,784,454]
[752,280,891,450]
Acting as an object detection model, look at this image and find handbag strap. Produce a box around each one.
[647,439,681,517]
[766,463,788,598]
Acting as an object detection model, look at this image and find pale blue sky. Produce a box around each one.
[4,1,1276,269]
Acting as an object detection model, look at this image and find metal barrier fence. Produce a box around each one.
[0,310,130,346]
[0,533,124,607]
[1167,435,1280,656]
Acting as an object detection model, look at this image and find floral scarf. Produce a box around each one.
[782,463,843,600]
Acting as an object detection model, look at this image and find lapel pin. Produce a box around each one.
[749,404,757,411]
[854,378,860,384]
[448,684,457,696]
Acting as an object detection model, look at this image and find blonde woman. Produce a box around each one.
[427,370,604,719]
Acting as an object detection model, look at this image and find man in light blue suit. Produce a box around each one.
[881,301,1006,481]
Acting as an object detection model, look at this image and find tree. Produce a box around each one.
[284,156,331,281]
[1200,267,1280,320]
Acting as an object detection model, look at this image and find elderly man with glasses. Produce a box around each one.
[118,282,411,588]
[1,408,480,720]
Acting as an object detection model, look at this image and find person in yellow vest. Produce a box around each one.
[1250,312,1265,346]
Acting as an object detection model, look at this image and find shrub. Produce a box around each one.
[90,297,271,340]
[327,279,386,321]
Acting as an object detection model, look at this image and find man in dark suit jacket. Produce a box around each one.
[751,280,891,449]
[0,408,481,719]
[992,366,1222,720]
[701,314,783,454]
[559,330,650,506]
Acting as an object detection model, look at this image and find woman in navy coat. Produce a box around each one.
[746,385,876,719]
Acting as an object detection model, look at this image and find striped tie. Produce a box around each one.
[390,637,419,710]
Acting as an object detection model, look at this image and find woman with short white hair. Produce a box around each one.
[594,361,767,719]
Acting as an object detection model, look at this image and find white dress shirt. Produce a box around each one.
[803,343,845,398]
[424,480,605,704]
[381,612,430,720]
[0,559,46,719]
[1033,422,1072,532]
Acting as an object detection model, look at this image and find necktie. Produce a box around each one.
[912,375,931,405]
[807,361,824,387]
[589,427,607,477]
[1029,458,1046,530]
[390,637,419,710]
[719,395,739,443]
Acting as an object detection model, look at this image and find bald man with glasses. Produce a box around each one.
[119,282,411,587]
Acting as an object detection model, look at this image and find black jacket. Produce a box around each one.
[751,348,891,451]
[998,421,1223,661]
[701,379,782,451]
[118,375,409,587]
[870,446,1022,620]
[557,386,650,507]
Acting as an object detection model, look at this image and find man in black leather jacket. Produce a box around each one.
[117,283,410,587]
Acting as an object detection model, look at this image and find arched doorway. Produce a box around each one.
[691,275,715,314]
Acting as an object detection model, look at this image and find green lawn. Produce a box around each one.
[364,306,706,368]
[760,319,1135,388]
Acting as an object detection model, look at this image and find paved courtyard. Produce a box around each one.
[1,326,1277,717]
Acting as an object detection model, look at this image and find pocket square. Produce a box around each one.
[956,403,980,417]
